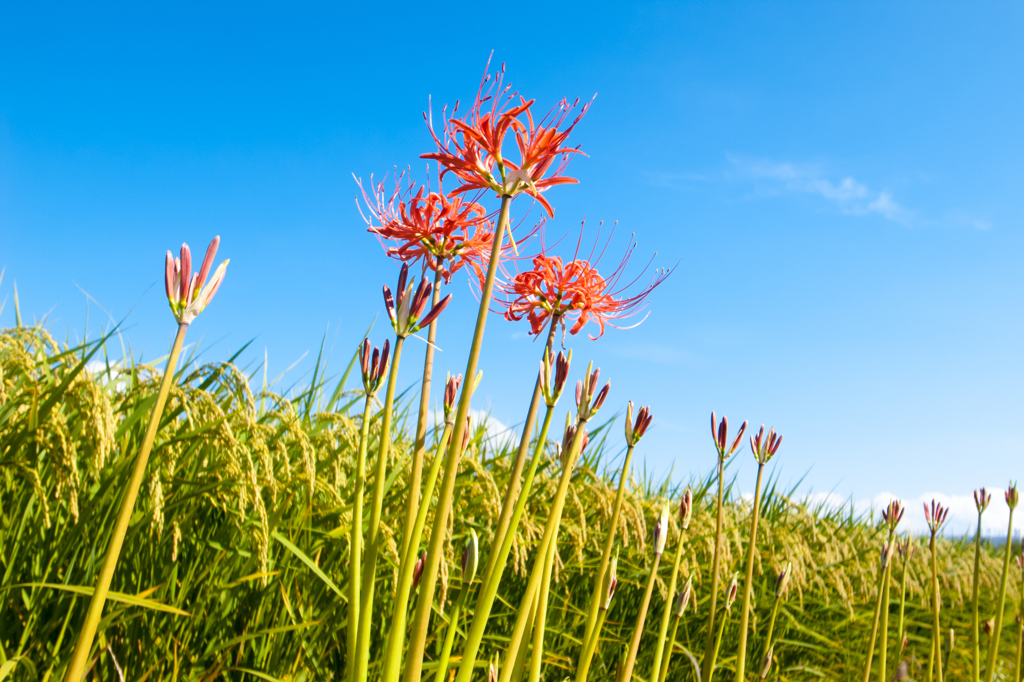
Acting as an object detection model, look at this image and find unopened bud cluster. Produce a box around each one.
[624,401,653,447]
[749,424,782,466]
[360,339,391,396]
[575,362,610,422]
[539,349,571,407]
[164,237,229,325]
[383,263,452,338]
[711,412,747,460]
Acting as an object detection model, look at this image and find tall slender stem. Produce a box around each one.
[401,195,511,682]
[931,529,944,682]
[620,552,663,682]
[879,540,894,682]
[1015,560,1023,682]
[433,584,469,682]
[497,420,591,682]
[64,323,188,682]
[897,543,910,665]
[356,334,405,682]
[528,531,559,682]
[455,388,560,682]
[658,612,682,682]
[862,530,894,682]
[735,462,766,681]
[984,506,1016,682]
[510,589,540,682]
[760,596,782,678]
[401,268,444,561]
[700,458,726,682]
[346,393,375,682]
[579,607,610,682]
[972,511,985,682]
[651,525,687,681]
[578,444,637,680]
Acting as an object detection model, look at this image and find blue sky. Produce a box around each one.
[2,2,1022,532]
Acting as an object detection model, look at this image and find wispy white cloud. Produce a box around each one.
[728,156,913,225]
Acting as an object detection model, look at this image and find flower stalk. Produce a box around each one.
[878,502,904,682]
[433,532,480,682]
[760,563,791,679]
[658,576,694,682]
[578,555,619,682]
[972,488,992,682]
[735,426,783,681]
[619,503,671,682]
[925,499,951,682]
[984,483,1018,682]
[651,488,691,682]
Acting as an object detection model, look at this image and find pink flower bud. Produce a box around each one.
[675,577,693,617]
[444,374,462,417]
[1006,482,1019,510]
[725,574,739,610]
[179,243,192,301]
[679,489,693,530]
[412,550,427,589]
[417,293,453,331]
[975,488,992,513]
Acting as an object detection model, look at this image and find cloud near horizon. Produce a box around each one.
[728,156,913,225]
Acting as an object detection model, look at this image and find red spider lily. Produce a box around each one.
[539,348,572,407]
[359,338,391,396]
[975,487,992,513]
[164,237,229,325]
[679,489,693,530]
[1006,482,1019,509]
[881,499,905,531]
[624,401,653,446]
[749,425,783,465]
[383,263,453,338]
[711,412,748,459]
[356,171,495,283]
[575,362,610,421]
[493,226,670,340]
[924,499,950,534]
[421,56,590,217]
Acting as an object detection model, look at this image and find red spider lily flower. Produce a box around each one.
[383,263,453,338]
[881,500,905,532]
[924,499,950,534]
[356,171,496,283]
[711,412,748,460]
[359,338,391,396]
[164,237,229,325]
[421,57,590,217]
[749,425,783,465]
[493,226,670,340]
[624,401,653,447]
[974,487,992,513]
[679,489,693,530]
[539,348,572,407]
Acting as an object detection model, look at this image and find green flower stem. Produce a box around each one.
[984,505,1016,682]
[972,510,985,682]
[760,596,782,679]
[709,605,731,680]
[930,528,944,682]
[510,590,539,682]
[381,418,457,682]
[658,612,682,682]
[401,267,444,561]
[879,541,894,682]
[63,322,188,682]
[861,531,894,682]
[433,583,470,682]
[897,542,910,662]
[578,443,637,680]
[355,334,405,682]
[734,461,767,681]
[454,401,557,682]
[700,457,727,682]
[528,532,559,682]
[579,607,611,682]
[651,526,687,681]
[346,392,375,682]
[401,195,511,682]
[620,550,664,682]
[477,318,558,585]
[497,419,591,682]
[1015,564,1023,682]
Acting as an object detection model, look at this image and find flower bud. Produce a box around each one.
[412,550,427,590]
[881,500,905,531]
[653,502,670,556]
[487,659,498,682]
[880,541,891,571]
[444,373,463,418]
[974,487,992,513]
[775,562,792,598]
[679,489,693,531]
[540,349,572,407]
[384,264,453,337]
[165,237,229,325]
[1006,482,1019,510]
[675,577,693,617]
[625,402,653,447]
[601,555,618,610]
[725,573,739,610]
[749,425,783,465]
[984,618,994,635]
[461,530,479,584]
[900,633,908,653]
[711,412,747,459]
[759,647,773,679]
[948,628,954,650]
[575,362,609,421]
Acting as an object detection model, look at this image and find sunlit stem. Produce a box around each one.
[381,420,457,682]
[929,527,945,682]
[454,399,558,682]
[497,419,590,682]
[984,506,1016,682]
[346,392,375,682]
[527,532,559,682]
[861,530,893,682]
[700,457,727,682]
[651,526,687,681]
[708,604,731,680]
[401,267,445,561]
[433,580,470,682]
[510,590,539,682]
[355,334,405,682]
[63,322,188,682]
[734,461,767,681]
[897,539,910,668]
[578,443,638,681]
[579,606,610,682]
[658,611,683,682]
[1015,563,1024,682]
[401,195,512,682]
[620,550,663,682]
[879,536,895,682]
[972,510,985,682]
[761,595,783,679]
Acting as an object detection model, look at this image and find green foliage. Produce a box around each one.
[0,326,1019,680]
